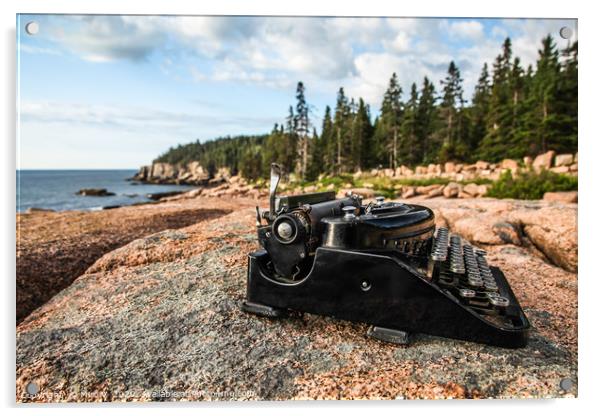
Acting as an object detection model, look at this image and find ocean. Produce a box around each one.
[16,170,196,212]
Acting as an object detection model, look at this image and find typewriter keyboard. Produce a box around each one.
[431,227,510,314]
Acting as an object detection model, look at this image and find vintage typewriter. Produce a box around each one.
[242,164,530,347]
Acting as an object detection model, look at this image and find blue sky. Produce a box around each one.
[17,15,577,169]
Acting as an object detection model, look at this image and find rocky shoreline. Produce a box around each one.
[16,193,577,401]
[127,150,578,206]
[25,189,197,214]
[132,150,577,187]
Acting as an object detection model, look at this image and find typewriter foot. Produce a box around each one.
[241,301,288,318]
[367,326,411,345]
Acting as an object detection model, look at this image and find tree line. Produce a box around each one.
[156,35,577,181]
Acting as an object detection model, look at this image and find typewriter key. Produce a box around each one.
[489,295,510,307]
[459,288,476,298]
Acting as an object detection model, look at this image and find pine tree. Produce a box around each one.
[306,128,322,181]
[333,87,351,174]
[556,40,578,153]
[468,63,491,157]
[374,73,404,168]
[512,65,538,156]
[350,98,373,170]
[240,144,264,179]
[283,106,299,174]
[263,124,280,176]
[371,116,382,167]
[400,82,420,165]
[416,77,438,163]
[294,82,310,179]
[321,106,336,174]
[530,35,563,154]
[509,58,524,129]
[512,63,536,157]
[437,61,466,161]
[263,121,297,177]
[478,38,515,160]
[345,97,358,171]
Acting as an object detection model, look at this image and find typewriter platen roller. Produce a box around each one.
[242,163,530,348]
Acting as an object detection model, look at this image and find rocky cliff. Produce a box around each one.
[132,161,212,185]
[16,195,577,401]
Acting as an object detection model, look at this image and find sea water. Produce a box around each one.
[16,170,195,212]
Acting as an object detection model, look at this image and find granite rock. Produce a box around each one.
[16,197,577,401]
[16,197,256,323]
[419,199,577,273]
[544,191,578,204]
[533,151,556,172]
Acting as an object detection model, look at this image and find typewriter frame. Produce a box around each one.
[242,164,530,348]
[244,246,529,348]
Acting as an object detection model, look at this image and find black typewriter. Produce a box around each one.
[242,163,530,348]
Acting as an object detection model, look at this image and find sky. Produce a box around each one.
[16,15,577,169]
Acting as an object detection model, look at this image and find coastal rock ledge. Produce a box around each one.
[17,197,577,401]
[133,162,211,185]
[132,151,578,186]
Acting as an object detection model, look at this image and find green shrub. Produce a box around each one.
[317,174,354,187]
[277,170,578,201]
[486,169,578,200]
[287,175,496,199]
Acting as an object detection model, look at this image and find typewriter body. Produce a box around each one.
[242,164,530,348]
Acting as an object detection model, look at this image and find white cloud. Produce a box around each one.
[57,16,165,62]
[491,25,509,39]
[447,20,484,41]
[30,16,578,109]
[19,100,278,134]
[19,44,61,56]
[389,32,411,52]
[349,53,408,106]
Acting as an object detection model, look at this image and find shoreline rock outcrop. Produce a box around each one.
[132,151,578,187]
[132,161,214,185]
[75,188,116,197]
